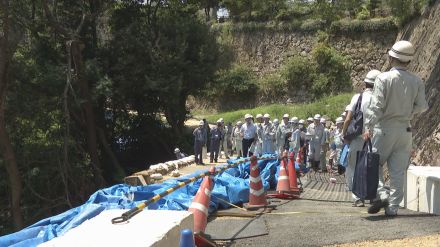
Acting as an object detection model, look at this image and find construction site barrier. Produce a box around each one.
[0,154,280,247]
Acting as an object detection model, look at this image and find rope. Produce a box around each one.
[111,156,277,224]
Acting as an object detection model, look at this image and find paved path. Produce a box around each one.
[210,171,440,247]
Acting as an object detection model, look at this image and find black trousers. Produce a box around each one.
[242,138,254,157]
[194,140,203,164]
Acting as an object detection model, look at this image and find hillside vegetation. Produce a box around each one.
[196,93,352,124]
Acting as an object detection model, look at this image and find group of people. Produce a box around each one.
[190,40,427,217]
[341,40,428,217]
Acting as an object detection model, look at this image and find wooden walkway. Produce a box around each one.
[301,171,352,202]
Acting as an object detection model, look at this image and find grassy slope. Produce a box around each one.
[196,93,353,124]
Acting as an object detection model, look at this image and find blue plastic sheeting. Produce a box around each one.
[0,154,281,247]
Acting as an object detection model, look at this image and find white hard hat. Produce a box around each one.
[283,114,289,119]
[256,114,263,119]
[237,121,243,125]
[299,119,305,124]
[388,40,415,62]
[364,69,381,84]
[244,113,252,119]
[199,120,204,126]
[174,148,180,153]
[336,117,344,124]
[307,117,313,122]
[314,114,321,120]
[273,119,279,124]
[263,113,270,118]
[219,118,224,123]
[291,117,299,124]
[320,118,326,124]
[217,119,222,123]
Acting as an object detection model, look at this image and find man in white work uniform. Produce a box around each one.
[364,40,428,216]
[342,69,382,207]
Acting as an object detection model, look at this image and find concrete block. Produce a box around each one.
[124,175,147,186]
[405,166,440,215]
[39,210,194,247]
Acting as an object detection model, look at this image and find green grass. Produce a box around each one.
[197,93,352,124]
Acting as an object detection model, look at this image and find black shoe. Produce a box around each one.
[210,160,213,163]
[368,200,389,214]
[214,159,218,163]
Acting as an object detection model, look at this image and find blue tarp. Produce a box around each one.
[0,155,281,247]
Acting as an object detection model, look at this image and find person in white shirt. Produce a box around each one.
[240,114,257,157]
[233,121,243,157]
[319,118,330,172]
[307,114,325,171]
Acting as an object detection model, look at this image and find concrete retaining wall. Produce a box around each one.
[405,166,440,215]
[39,210,194,247]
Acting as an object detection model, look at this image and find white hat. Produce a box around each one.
[320,118,326,124]
[283,114,289,119]
[263,113,270,118]
[313,114,321,120]
[256,114,263,119]
[237,121,243,125]
[244,113,252,119]
[217,119,222,123]
[388,40,415,62]
[199,120,204,126]
[291,117,299,124]
[307,117,313,122]
[219,118,224,123]
[364,69,381,84]
[174,148,180,153]
[336,117,344,124]
[273,119,279,124]
[299,119,305,124]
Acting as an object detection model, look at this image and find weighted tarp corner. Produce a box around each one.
[0,154,281,247]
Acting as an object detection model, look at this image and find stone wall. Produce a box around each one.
[398,1,440,166]
[230,29,397,91]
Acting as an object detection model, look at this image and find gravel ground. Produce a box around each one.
[327,234,440,247]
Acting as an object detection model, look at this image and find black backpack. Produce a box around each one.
[344,93,363,141]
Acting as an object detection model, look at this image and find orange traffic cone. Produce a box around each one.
[244,155,275,210]
[188,166,215,233]
[288,152,300,194]
[268,151,298,199]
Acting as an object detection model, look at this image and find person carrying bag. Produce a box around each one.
[352,138,380,200]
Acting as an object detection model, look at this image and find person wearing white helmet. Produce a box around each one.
[219,118,229,159]
[289,117,303,155]
[241,114,257,157]
[232,121,243,157]
[276,114,290,155]
[363,41,428,216]
[306,114,325,171]
[329,117,344,170]
[319,118,330,172]
[342,69,382,206]
[262,114,275,154]
[253,114,264,156]
[193,120,206,165]
[209,119,223,163]
[174,148,186,159]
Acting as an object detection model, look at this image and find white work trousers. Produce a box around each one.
[372,127,412,209]
[347,136,364,200]
[308,140,321,162]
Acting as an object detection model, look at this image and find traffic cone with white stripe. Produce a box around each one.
[268,151,299,199]
[288,152,300,194]
[244,155,274,210]
[188,166,215,234]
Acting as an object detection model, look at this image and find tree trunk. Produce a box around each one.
[0,44,24,231]
[70,40,105,187]
[0,0,24,230]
